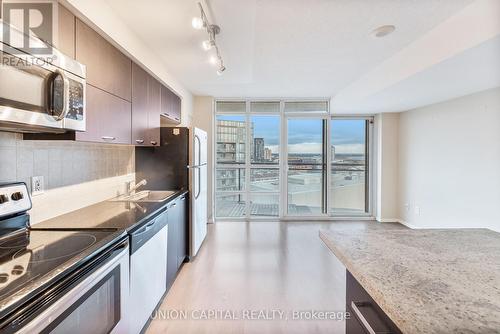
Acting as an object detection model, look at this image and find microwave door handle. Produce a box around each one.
[53,70,70,121]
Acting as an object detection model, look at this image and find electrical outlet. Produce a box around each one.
[31,176,45,196]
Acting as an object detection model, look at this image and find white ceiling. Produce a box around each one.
[103,0,500,112]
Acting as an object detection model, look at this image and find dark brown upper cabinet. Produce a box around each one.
[24,85,132,144]
[76,19,132,101]
[24,9,182,145]
[161,85,181,124]
[77,85,131,144]
[56,4,75,58]
[132,63,161,146]
[148,78,161,145]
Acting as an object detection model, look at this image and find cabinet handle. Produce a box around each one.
[180,196,186,201]
[135,139,144,144]
[102,136,116,141]
[174,117,180,121]
[350,301,378,334]
[150,141,158,146]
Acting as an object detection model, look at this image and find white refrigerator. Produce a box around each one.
[189,127,208,257]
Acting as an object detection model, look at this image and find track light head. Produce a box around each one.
[217,65,226,76]
[202,40,214,51]
[192,17,204,30]
[209,55,218,65]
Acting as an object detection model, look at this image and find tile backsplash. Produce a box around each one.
[0,132,135,191]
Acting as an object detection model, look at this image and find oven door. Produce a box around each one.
[14,240,130,334]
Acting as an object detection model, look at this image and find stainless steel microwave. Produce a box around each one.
[0,22,86,133]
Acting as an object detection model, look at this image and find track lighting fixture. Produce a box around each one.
[192,2,226,75]
[209,55,218,65]
[191,17,204,30]
[217,65,226,76]
[202,40,215,51]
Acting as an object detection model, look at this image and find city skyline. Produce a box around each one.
[216,116,366,156]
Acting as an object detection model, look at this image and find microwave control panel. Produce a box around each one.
[67,80,84,121]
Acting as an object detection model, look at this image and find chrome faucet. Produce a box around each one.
[126,179,147,195]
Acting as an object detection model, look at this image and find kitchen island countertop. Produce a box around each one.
[320,225,500,334]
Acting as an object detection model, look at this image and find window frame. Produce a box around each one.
[213,98,374,221]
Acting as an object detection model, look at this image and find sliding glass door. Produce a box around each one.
[249,110,280,218]
[215,101,281,219]
[214,100,372,220]
[286,118,327,216]
[330,119,370,215]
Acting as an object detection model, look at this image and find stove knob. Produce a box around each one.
[11,192,23,201]
[11,265,24,276]
[0,274,8,284]
[0,194,8,204]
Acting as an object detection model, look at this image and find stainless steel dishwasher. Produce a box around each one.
[129,210,168,334]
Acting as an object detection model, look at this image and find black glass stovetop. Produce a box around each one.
[0,229,115,304]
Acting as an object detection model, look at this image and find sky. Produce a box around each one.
[217,115,366,154]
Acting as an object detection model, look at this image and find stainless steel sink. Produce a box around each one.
[110,190,177,203]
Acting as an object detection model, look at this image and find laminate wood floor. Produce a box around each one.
[147,221,393,334]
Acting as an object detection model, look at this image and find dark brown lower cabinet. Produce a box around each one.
[166,193,189,291]
[346,271,402,334]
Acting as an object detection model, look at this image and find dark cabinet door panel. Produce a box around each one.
[177,194,188,268]
[166,194,189,291]
[101,92,131,145]
[148,77,161,146]
[172,94,181,123]
[56,4,75,59]
[346,271,402,334]
[132,63,149,145]
[160,85,171,119]
[77,85,131,144]
[160,85,181,124]
[167,203,179,290]
[76,19,132,101]
[75,84,101,142]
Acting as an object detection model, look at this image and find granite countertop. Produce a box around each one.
[320,225,500,334]
[33,190,188,232]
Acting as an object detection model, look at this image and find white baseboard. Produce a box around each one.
[376,217,419,229]
[376,218,400,223]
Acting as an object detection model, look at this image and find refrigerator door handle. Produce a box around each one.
[187,163,207,169]
[195,167,201,199]
[194,134,202,199]
[194,134,201,166]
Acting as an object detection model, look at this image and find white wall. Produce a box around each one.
[375,113,400,222]
[397,87,500,232]
[62,0,193,126]
[193,96,214,222]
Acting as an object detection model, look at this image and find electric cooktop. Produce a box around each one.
[0,229,119,314]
